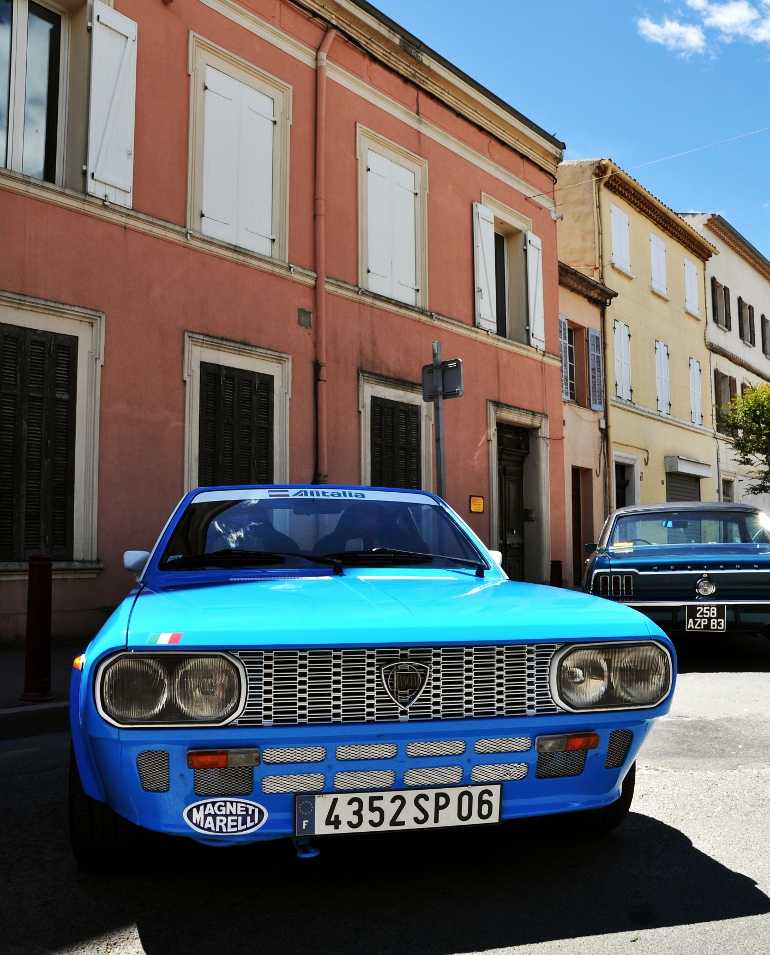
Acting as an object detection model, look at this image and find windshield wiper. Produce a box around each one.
[162,549,344,575]
[319,548,488,577]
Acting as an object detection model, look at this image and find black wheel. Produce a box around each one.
[69,747,140,872]
[581,762,636,837]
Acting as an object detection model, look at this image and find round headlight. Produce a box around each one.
[557,648,609,709]
[613,645,670,705]
[101,657,168,723]
[174,656,240,721]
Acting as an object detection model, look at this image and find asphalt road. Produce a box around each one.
[1,633,769,955]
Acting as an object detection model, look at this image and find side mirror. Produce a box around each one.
[488,549,503,566]
[124,550,150,574]
[585,543,597,554]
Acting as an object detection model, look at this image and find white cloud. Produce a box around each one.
[637,16,707,53]
[638,1,770,53]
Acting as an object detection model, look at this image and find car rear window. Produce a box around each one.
[610,510,770,547]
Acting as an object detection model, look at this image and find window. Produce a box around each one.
[371,396,421,490]
[198,362,273,487]
[359,127,427,309]
[711,278,732,330]
[722,478,734,503]
[684,258,699,316]
[472,199,541,347]
[610,203,631,274]
[689,358,703,425]
[714,368,736,434]
[614,320,631,401]
[0,322,77,560]
[650,233,667,296]
[189,36,291,262]
[737,298,755,346]
[1,0,64,183]
[655,340,670,414]
[560,316,599,409]
[614,460,636,508]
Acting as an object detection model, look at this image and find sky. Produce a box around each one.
[372,0,770,256]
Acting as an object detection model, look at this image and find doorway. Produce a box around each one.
[497,424,530,580]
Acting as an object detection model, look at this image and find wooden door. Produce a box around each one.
[497,424,529,581]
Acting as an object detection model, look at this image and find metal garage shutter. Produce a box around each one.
[666,473,701,502]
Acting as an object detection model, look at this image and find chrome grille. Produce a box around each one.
[403,766,463,787]
[406,740,465,757]
[471,763,528,783]
[536,750,586,779]
[605,729,633,769]
[334,770,396,791]
[136,751,169,792]
[233,644,562,726]
[475,737,531,754]
[262,773,325,794]
[194,766,253,796]
[336,744,398,761]
[262,746,326,764]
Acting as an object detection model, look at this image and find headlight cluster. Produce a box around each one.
[99,653,243,726]
[553,642,671,711]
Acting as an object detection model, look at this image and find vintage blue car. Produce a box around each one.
[584,502,770,636]
[70,485,675,870]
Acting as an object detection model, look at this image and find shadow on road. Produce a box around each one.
[1,734,768,954]
[672,631,770,674]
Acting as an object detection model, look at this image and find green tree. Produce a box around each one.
[722,383,770,495]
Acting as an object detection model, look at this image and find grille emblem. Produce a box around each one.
[381,662,430,709]
[696,576,716,597]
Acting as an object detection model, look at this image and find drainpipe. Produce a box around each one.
[314,27,336,484]
[594,163,613,516]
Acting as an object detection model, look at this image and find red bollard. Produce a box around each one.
[19,554,55,702]
[549,560,563,588]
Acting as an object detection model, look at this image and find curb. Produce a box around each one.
[0,701,70,740]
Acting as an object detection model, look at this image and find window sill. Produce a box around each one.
[741,339,756,349]
[685,306,701,320]
[650,286,670,302]
[610,262,635,281]
[0,560,104,581]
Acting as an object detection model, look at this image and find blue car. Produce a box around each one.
[584,502,770,637]
[70,485,675,870]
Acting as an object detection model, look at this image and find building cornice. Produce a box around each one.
[707,339,770,382]
[609,397,714,437]
[290,0,563,177]
[706,216,770,283]
[558,261,617,307]
[597,163,716,262]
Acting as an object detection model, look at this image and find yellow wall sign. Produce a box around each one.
[469,496,484,514]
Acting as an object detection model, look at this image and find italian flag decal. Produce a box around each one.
[146,632,183,645]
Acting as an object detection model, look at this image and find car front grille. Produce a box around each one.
[233,644,562,727]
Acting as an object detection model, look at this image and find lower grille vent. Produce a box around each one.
[406,740,465,757]
[262,773,325,794]
[471,763,528,783]
[536,750,587,779]
[194,767,253,796]
[334,770,396,791]
[336,744,398,760]
[262,747,326,764]
[474,737,531,754]
[404,766,463,787]
[137,751,169,792]
[605,729,633,769]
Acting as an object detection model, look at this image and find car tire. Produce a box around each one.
[582,761,636,837]
[69,747,140,872]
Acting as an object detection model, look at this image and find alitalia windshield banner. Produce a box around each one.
[192,488,439,505]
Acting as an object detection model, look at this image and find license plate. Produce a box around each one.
[295,784,501,836]
[686,604,726,631]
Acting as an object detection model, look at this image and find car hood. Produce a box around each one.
[126,570,658,648]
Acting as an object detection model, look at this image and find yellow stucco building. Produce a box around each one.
[556,160,718,508]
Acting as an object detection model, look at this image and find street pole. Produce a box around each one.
[432,341,446,500]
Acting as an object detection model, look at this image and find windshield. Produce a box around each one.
[609,510,770,547]
[158,491,485,571]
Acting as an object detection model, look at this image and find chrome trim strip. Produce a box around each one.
[549,641,674,714]
[94,651,248,729]
[628,601,770,608]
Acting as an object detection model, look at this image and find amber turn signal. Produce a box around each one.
[535,732,600,753]
[73,654,86,670]
[187,750,228,769]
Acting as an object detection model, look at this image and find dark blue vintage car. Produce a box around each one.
[584,502,770,636]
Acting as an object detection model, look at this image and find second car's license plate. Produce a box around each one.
[686,604,726,631]
[295,784,501,836]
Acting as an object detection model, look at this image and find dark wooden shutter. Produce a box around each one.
[711,277,718,323]
[749,305,756,346]
[724,287,732,330]
[370,395,421,489]
[198,362,273,487]
[0,323,77,561]
[762,315,769,357]
[737,297,745,340]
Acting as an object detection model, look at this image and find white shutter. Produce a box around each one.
[87,0,137,207]
[239,83,276,256]
[684,259,699,315]
[588,327,604,411]
[690,358,703,424]
[611,203,631,273]
[392,161,418,306]
[650,234,667,295]
[473,202,497,332]
[526,231,545,349]
[615,320,631,400]
[662,343,670,413]
[559,314,570,401]
[366,150,392,298]
[201,67,239,245]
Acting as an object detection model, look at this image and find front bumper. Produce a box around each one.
[78,712,655,846]
[627,602,770,633]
